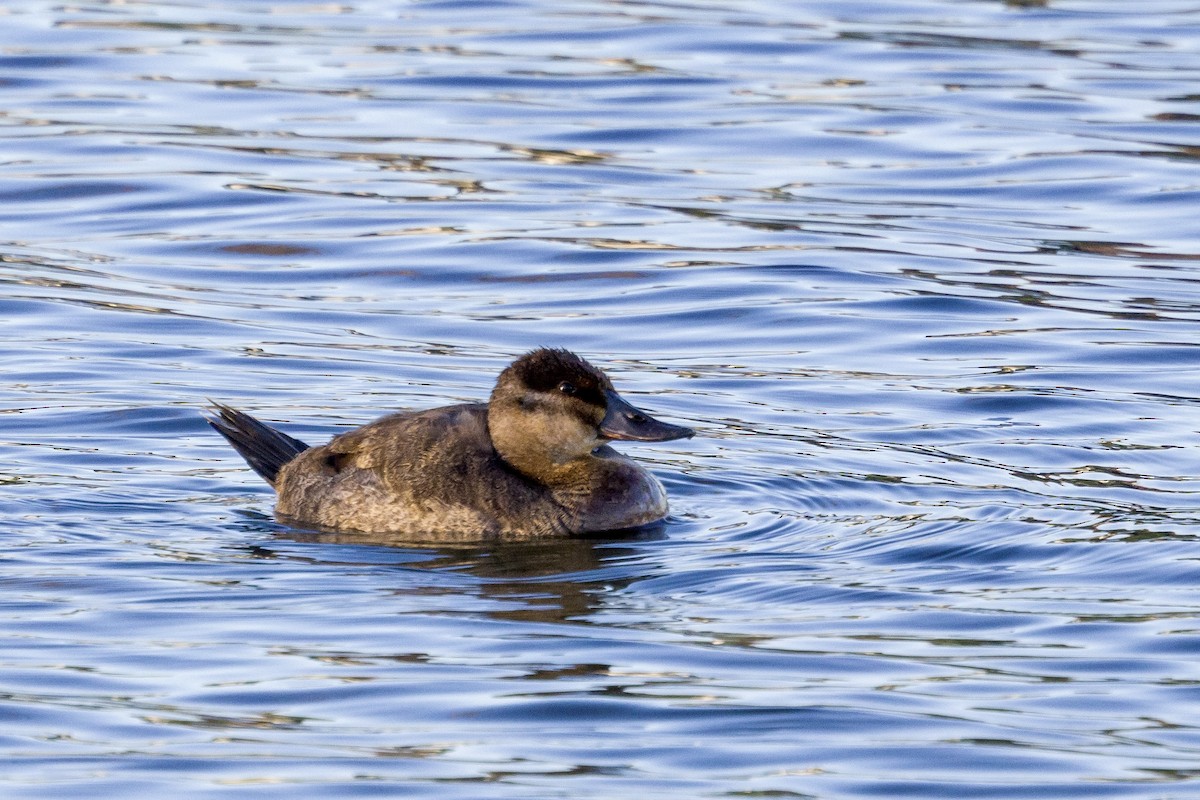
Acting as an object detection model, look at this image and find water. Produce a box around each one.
[3,0,1200,796]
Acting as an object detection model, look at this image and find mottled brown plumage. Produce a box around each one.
[207,349,694,540]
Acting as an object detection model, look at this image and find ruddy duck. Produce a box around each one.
[207,348,694,539]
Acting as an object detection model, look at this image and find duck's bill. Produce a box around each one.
[600,391,695,442]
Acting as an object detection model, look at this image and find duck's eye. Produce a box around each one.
[557,381,577,396]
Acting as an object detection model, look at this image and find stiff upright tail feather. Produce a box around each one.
[206,402,310,487]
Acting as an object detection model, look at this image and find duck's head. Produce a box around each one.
[488,348,694,479]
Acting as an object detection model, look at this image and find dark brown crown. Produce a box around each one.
[507,348,612,408]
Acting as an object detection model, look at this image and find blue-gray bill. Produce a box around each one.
[599,390,695,442]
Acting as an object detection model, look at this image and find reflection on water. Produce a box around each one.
[267,529,660,623]
[4,0,1200,797]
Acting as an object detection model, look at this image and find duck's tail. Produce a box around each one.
[206,402,310,488]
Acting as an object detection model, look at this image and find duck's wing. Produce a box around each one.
[322,403,494,478]
[285,402,568,536]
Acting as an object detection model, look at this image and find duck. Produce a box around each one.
[207,348,694,539]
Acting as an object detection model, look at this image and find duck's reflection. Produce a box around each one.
[242,516,666,625]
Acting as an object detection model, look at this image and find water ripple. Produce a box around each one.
[4,0,1200,797]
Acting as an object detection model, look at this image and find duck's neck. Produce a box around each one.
[487,411,595,488]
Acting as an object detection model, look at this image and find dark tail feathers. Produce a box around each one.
[206,403,310,487]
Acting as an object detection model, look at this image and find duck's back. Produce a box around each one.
[274,403,569,539]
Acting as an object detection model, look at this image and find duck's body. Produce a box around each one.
[207,349,693,540]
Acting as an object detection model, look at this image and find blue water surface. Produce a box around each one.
[3,0,1200,797]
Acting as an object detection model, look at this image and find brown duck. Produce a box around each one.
[207,348,694,539]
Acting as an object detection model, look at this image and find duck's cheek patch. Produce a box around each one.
[518,394,547,411]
